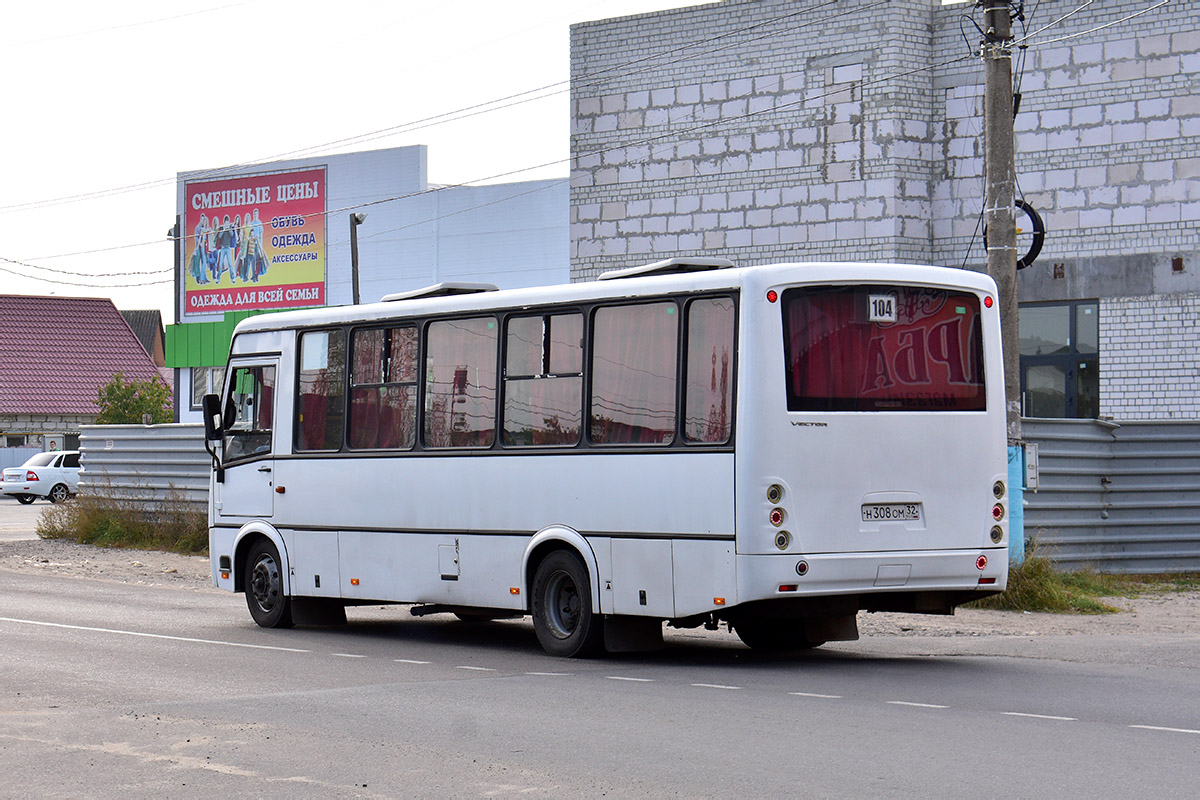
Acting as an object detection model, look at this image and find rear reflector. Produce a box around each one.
[778,584,798,592]
[978,577,997,585]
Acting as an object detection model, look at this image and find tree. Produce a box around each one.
[94,372,173,424]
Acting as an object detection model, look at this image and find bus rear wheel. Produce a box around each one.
[733,619,824,652]
[245,538,293,628]
[531,551,604,658]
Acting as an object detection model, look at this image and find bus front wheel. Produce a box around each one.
[531,551,605,658]
[244,538,294,629]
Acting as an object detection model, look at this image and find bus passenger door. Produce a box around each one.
[215,359,278,519]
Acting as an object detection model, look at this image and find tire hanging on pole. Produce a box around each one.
[983,198,1045,270]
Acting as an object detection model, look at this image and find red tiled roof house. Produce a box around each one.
[0,295,169,449]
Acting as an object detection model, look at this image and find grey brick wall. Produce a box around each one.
[1101,294,1200,420]
[570,0,1199,418]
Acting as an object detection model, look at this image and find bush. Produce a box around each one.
[37,489,207,554]
[966,543,1123,614]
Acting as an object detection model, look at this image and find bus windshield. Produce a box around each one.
[782,285,986,412]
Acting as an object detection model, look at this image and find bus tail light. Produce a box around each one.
[774,530,791,550]
[993,480,1005,499]
[767,290,778,303]
[990,525,1003,543]
[795,560,809,576]
[992,504,1005,521]
[769,508,785,527]
[976,555,988,570]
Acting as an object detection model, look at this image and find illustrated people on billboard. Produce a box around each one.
[190,215,210,284]
[232,214,245,282]
[250,208,267,282]
[206,219,219,282]
[218,214,235,284]
[239,213,256,282]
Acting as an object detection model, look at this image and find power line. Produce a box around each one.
[0,0,850,216]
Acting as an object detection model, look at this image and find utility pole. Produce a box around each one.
[981,0,1024,562]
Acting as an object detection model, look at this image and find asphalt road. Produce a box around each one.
[2,560,1199,798]
[0,498,43,542]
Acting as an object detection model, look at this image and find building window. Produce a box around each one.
[190,366,226,410]
[1019,301,1099,418]
[4,435,27,448]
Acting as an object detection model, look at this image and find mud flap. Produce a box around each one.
[291,598,348,626]
[604,615,664,652]
[806,613,859,643]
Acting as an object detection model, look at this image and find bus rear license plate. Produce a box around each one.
[861,503,922,522]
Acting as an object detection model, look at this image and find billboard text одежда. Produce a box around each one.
[183,168,327,317]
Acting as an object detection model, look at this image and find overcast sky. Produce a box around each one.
[0,0,708,324]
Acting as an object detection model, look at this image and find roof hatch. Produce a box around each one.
[597,257,736,281]
[380,282,499,302]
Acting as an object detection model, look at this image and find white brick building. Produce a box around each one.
[570,0,1199,420]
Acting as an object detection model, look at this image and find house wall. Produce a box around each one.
[569,0,1199,418]
[0,413,96,443]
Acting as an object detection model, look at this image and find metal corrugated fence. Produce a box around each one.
[1023,419,1200,573]
[78,424,210,510]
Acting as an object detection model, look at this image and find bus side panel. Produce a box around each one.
[335,531,527,609]
[286,529,341,598]
[272,453,734,539]
[672,539,737,617]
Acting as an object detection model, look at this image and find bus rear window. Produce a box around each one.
[782,286,985,412]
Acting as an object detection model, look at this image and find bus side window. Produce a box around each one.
[683,297,735,444]
[590,302,678,445]
[349,326,418,450]
[424,318,498,448]
[297,330,346,451]
[503,313,582,447]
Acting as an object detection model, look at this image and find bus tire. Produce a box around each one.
[733,619,823,652]
[531,550,605,658]
[244,538,293,629]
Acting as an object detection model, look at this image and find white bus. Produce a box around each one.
[202,259,1010,657]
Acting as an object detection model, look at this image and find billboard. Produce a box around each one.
[183,167,327,317]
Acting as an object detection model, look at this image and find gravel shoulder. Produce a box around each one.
[1,537,1197,638]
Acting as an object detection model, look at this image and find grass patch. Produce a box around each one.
[966,550,1124,614]
[37,490,207,555]
[967,544,1200,614]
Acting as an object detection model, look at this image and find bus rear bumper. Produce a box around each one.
[736,547,1009,611]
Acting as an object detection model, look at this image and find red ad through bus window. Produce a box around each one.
[782,286,986,412]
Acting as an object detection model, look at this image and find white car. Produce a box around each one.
[1,451,82,504]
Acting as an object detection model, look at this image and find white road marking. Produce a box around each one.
[525,672,571,676]
[455,666,495,671]
[1003,712,1076,721]
[1130,725,1200,735]
[394,659,430,664]
[331,653,366,659]
[887,701,949,709]
[790,692,843,699]
[607,676,654,682]
[692,683,741,690]
[0,616,310,653]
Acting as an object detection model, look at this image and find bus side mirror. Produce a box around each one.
[202,393,224,442]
